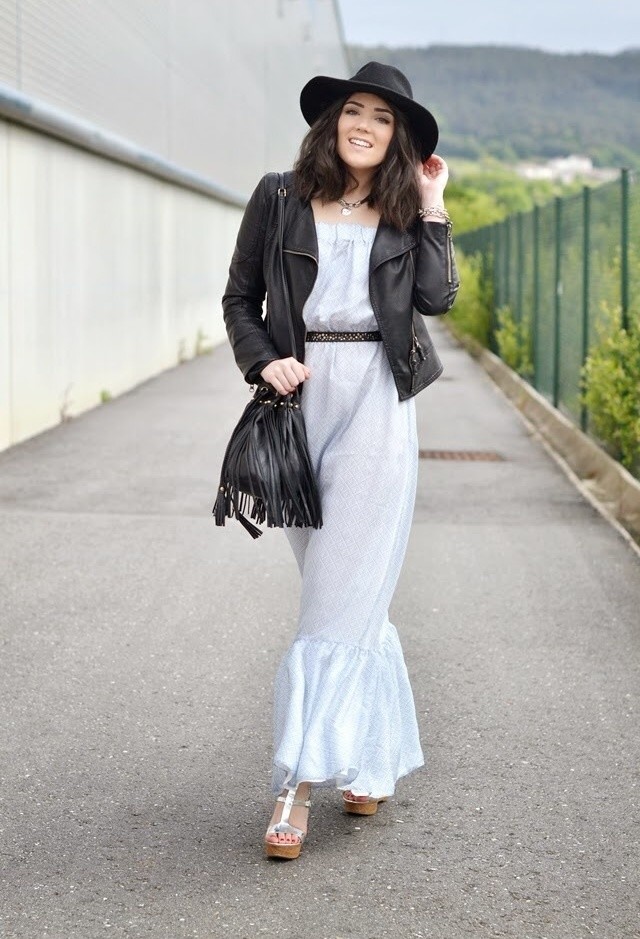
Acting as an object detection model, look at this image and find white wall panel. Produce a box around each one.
[5,121,238,447]
[0,121,10,450]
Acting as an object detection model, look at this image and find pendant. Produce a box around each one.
[341,207,351,216]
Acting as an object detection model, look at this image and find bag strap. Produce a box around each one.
[276,173,298,361]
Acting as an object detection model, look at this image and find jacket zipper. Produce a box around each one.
[283,248,317,263]
[283,248,318,346]
[409,325,426,392]
[446,220,453,285]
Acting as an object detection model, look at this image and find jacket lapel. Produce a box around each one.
[370,221,417,272]
[283,191,318,262]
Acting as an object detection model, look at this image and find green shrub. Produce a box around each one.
[448,251,492,347]
[581,303,640,473]
[447,183,505,234]
[494,305,534,379]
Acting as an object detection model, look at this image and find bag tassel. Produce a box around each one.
[214,483,263,539]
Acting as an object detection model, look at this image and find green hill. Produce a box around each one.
[347,45,640,167]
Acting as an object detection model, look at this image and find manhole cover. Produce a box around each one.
[418,449,505,461]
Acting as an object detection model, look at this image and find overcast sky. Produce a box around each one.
[337,0,640,53]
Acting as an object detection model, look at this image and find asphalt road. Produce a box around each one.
[1,321,639,939]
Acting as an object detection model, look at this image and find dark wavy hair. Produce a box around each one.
[293,95,422,231]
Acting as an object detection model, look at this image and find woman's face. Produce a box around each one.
[336,92,395,172]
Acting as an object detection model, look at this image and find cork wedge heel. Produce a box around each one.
[342,791,389,816]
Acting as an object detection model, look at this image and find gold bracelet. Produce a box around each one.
[418,205,450,222]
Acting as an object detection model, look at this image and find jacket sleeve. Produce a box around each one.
[222,173,281,384]
[412,220,460,315]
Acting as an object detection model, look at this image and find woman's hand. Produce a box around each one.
[416,154,449,203]
[260,357,311,395]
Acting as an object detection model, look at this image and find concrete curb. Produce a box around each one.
[446,324,640,549]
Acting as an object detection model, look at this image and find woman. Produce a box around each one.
[222,62,459,859]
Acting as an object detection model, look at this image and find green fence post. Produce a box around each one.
[481,236,488,285]
[484,228,493,344]
[504,216,511,309]
[553,196,562,409]
[516,212,524,323]
[580,185,591,432]
[492,223,498,311]
[491,222,501,350]
[532,205,540,389]
[621,168,629,331]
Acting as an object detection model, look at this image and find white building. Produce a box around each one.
[0,1,348,451]
[517,155,618,185]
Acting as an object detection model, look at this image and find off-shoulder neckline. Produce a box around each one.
[314,220,378,231]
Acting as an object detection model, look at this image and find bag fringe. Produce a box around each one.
[212,387,322,538]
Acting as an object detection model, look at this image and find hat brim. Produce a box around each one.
[300,75,439,160]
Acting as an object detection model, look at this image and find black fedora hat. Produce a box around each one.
[300,61,439,160]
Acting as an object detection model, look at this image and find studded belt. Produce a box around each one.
[305,330,382,342]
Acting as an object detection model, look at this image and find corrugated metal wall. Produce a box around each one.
[0,0,348,195]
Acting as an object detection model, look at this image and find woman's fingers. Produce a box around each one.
[260,357,310,394]
[268,374,289,395]
[422,154,448,181]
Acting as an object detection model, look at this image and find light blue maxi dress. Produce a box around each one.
[273,221,424,798]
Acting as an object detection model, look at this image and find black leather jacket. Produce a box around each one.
[222,170,459,400]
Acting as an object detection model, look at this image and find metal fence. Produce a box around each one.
[457,170,639,432]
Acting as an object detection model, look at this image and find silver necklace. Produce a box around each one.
[338,196,369,216]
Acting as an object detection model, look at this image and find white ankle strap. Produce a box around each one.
[277,787,311,816]
[276,794,311,808]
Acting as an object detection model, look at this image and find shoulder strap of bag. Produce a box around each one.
[276,173,298,361]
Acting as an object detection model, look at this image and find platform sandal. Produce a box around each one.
[342,790,389,816]
[264,787,311,860]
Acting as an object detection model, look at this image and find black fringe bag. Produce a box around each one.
[212,176,323,539]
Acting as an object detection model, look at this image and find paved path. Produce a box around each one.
[1,322,639,939]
